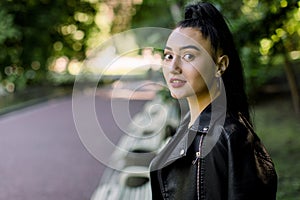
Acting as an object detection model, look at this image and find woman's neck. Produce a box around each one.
[187,94,211,128]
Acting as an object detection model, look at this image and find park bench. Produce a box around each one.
[91,97,179,200]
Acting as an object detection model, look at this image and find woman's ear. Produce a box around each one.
[216,55,229,77]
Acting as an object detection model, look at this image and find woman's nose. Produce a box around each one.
[170,56,182,74]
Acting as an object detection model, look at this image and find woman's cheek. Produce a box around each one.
[162,68,169,83]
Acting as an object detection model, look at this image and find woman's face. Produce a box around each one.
[162,27,217,100]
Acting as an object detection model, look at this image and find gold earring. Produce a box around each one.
[216,70,222,77]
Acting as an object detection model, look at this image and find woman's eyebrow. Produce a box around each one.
[164,46,172,51]
[179,45,201,51]
[164,45,201,51]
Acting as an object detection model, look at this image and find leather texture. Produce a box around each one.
[150,105,277,200]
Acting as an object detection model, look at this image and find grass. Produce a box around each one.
[0,85,72,115]
[253,96,300,200]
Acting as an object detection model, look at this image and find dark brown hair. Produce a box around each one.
[178,1,251,121]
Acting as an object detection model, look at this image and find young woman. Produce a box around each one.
[150,2,277,200]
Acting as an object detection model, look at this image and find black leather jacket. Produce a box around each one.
[150,104,277,200]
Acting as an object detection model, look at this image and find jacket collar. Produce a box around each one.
[189,104,212,133]
[151,98,226,170]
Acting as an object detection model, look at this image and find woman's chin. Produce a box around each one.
[170,92,185,100]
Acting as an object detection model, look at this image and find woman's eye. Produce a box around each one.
[164,54,173,61]
[182,54,194,61]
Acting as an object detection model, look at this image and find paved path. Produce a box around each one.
[0,88,149,200]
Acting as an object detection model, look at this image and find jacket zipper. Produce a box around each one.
[192,133,205,200]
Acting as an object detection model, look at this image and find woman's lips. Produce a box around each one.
[170,78,186,88]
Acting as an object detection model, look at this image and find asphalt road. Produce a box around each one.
[0,88,149,200]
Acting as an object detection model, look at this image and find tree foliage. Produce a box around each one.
[0,0,98,93]
[0,0,299,111]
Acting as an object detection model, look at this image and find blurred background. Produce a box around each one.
[0,0,299,199]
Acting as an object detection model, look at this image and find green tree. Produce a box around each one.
[0,0,98,93]
[232,0,300,114]
[1,0,299,114]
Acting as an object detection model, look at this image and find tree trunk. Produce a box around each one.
[283,52,300,115]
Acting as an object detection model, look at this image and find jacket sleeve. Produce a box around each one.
[226,120,277,200]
